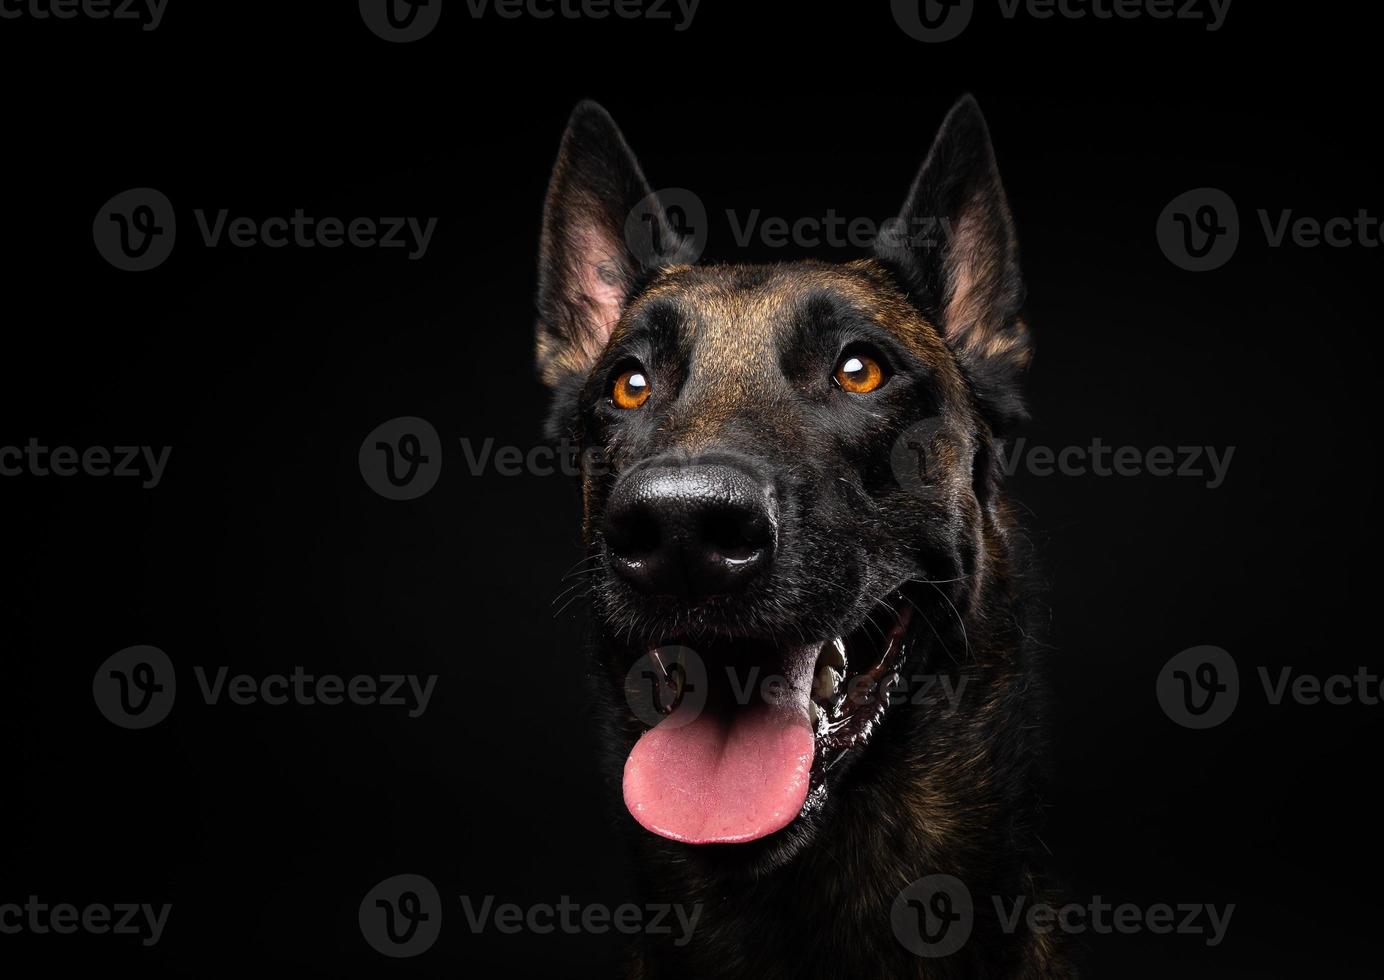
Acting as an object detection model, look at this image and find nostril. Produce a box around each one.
[701,505,774,563]
[607,506,661,559]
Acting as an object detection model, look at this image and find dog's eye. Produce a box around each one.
[612,367,652,410]
[833,352,887,394]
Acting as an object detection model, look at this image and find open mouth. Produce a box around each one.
[621,591,916,845]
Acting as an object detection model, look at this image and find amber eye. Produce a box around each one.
[611,367,652,409]
[833,352,887,394]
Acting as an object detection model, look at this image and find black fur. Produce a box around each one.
[534,97,1072,979]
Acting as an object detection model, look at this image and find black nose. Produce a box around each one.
[604,463,777,597]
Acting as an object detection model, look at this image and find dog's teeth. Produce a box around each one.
[813,662,843,702]
[822,637,847,671]
[809,699,821,730]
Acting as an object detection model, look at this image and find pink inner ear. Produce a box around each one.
[570,219,629,362]
[942,203,989,341]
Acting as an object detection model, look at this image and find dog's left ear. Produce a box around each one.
[874,95,1030,428]
[535,100,686,388]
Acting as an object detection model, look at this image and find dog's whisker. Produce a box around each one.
[560,554,605,582]
[553,586,594,620]
[905,573,970,586]
[925,581,971,662]
[561,552,602,572]
[550,582,585,607]
[860,609,888,645]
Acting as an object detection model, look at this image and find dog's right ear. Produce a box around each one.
[535,101,685,389]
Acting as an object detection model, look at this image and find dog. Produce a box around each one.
[533,95,1073,978]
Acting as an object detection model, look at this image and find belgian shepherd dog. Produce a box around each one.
[533,96,1072,978]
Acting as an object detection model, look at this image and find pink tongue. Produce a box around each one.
[623,678,815,845]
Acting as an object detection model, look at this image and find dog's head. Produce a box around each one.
[535,97,1030,870]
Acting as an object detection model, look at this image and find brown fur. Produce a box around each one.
[534,97,1073,978]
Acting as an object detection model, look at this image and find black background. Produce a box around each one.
[3,2,1380,976]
